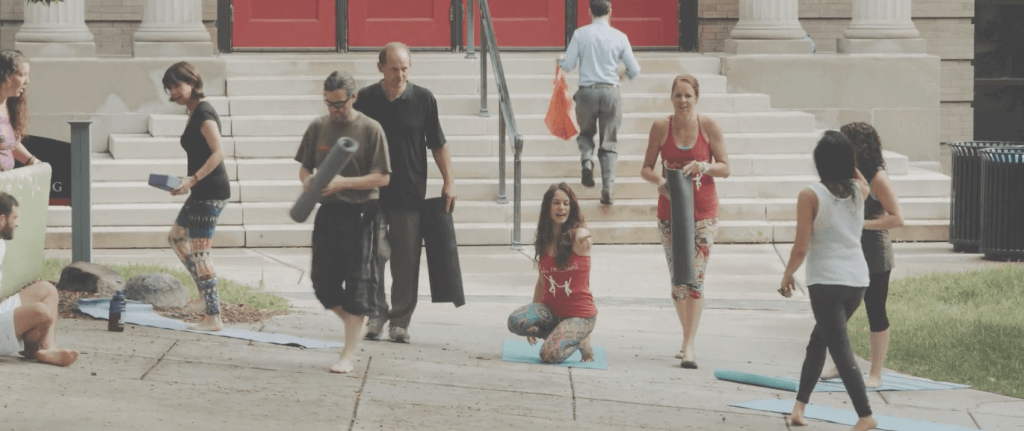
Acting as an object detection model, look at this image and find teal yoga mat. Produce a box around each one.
[501,338,607,370]
[78,298,342,349]
[715,369,970,392]
[731,399,989,431]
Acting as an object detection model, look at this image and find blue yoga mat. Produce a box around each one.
[715,369,969,392]
[78,298,342,349]
[501,338,607,370]
[731,399,989,431]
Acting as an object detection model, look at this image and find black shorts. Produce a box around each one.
[310,201,379,315]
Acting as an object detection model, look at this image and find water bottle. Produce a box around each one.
[108,290,125,332]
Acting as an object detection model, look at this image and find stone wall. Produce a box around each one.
[698,0,975,145]
[0,0,218,55]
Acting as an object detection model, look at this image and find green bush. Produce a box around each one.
[38,258,288,311]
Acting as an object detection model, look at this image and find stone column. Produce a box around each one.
[133,0,214,57]
[724,0,813,54]
[15,0,96,58]
[839,0,926,53]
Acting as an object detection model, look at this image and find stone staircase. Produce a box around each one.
[44,53,950,248]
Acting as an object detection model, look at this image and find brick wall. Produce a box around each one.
[0,0,217,55]
[699,0,975,144]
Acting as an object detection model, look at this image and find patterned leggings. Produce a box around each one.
[508,303,596,364]
[658,218,718,300]
[169,197,227,316]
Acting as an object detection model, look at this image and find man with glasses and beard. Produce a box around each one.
[294,71,391,373]
[0,192,79,366]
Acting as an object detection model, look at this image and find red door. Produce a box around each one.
[349,0,451,48]
[577,0,678,47]
[233,0,336,48]
[466,0,565,48]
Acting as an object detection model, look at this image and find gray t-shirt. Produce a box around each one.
[294,112,391,205]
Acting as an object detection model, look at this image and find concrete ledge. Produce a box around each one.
[133,41,215,58]
[838,38,927,54]
[724,39,814,55]
[15,41,96,58]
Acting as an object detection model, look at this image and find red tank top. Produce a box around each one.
[657,115,719,221]
[539,253,597,319]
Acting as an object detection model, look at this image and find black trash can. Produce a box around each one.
[948,141,1024,252]
[979,146,1024,260]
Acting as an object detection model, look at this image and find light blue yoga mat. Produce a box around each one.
[731,399,989,431]
[78,298,342,349]
[715,369,970,392]
[501,338,607,370]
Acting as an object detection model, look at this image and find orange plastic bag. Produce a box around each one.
[544,67,578,140]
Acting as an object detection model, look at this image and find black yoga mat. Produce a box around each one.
[666,168,697,286]
[290,137,359,223]
[421,197,466,307]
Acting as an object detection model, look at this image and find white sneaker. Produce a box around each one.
[388,325,410,343]
[365,317,385,340]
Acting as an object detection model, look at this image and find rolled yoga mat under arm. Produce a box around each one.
[666,167,697,286]
[290,137,360,223]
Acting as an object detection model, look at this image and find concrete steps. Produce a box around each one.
[108,131,828,159]
[62,53,950,248]
[147,111,817,137]
[46,218,949,249]
[226,73,728,97]
[91,152,910,182]
[222,53,723,77]
[227,92,772,117]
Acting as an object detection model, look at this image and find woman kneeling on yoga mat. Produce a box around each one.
[779,131,877,431]
[507,183,596,364]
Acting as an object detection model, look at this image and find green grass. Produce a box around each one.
[37,258,289,311]
[847,264,1024,399]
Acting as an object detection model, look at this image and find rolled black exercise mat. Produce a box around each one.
[290,137,359,223]
[666,167,697,287]
[421,197,466,307]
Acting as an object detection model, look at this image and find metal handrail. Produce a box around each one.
[477,0,525,250]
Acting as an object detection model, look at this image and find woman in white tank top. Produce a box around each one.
[778,131,878,431]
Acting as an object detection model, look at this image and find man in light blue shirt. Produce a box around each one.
[559,0,640,204]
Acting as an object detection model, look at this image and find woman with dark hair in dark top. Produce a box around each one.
[818,122,904,388]
[162,61,231,332]
[779,131,877,430]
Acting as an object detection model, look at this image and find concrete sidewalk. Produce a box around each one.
[4,244,1020,430]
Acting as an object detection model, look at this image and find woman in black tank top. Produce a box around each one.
[162,61,231,332]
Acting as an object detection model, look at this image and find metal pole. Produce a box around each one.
[465,0,476,58]
[479,24,489,117]
[512,136,523,250]
[497,103,507,204]
[69,121,92,263]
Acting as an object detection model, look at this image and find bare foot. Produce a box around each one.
[329,356,355,374]
[851,416,878,431]
[790,402,808,427]
[674,341,686,359]
[188,314,224,332]
[34,349,79,367]
[820,365,840,380]
[865,375,883,388]
[579,336,595,362]
[19,342,39,359]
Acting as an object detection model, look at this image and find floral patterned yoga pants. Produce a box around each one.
[658,218,718,300]
[508,303,596,364]
[170,197,227,316]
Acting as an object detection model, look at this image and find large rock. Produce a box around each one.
[124,273,189,308]
[56,262,125,297]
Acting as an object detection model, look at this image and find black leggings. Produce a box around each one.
[797,284,872,418]
[864,271,891,332]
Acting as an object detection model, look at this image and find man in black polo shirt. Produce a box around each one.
[355,42,456,343]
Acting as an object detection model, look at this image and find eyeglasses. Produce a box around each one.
[324,97,353,109]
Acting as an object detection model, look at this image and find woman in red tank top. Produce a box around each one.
[507,183,597,364]
[640,75,731,370]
